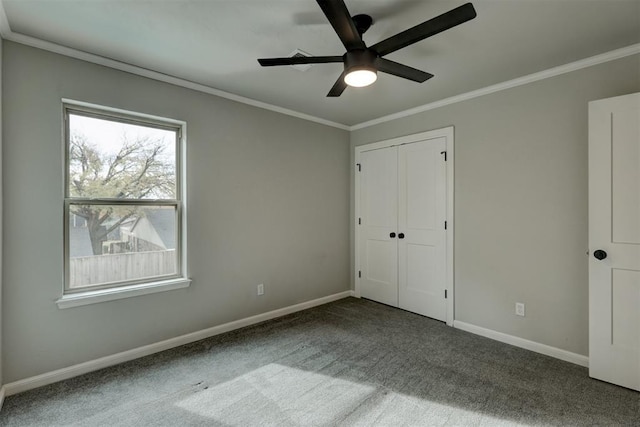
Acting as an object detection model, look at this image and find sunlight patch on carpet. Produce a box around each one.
[174,363,526,426]
[174,363,376,425]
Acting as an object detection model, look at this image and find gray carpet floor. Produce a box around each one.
[1,297,638,426]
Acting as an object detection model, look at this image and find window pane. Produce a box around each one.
[68,113,176,199]
[68,204,178,289]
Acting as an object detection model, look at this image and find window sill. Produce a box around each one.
[56,278,192,309]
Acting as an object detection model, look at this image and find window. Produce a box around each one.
[63,102,186,298]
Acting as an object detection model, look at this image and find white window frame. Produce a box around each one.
[57,100,190,309]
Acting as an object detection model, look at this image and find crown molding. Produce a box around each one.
[350,43,640,131]
[0,0,637,134]
[0,11,349,131]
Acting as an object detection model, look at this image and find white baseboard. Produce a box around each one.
[0,385,5,411]
[4,290,355,396]
[453,320,589,367]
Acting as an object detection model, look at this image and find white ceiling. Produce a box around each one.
[2,0,639,126]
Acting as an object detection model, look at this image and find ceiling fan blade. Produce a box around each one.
[371,3,476,57]
[327,72,348,97]
[317,0,366,51]
[258,56,343,66]
[375,58,433,83]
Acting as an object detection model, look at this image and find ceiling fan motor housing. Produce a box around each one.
[344,49,377,73]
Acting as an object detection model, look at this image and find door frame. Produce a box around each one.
[355,126,455,326]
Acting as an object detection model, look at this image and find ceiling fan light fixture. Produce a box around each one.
[344,68,377,87]
[343,49,378,88]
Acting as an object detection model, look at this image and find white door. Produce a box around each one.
[398,139,447,320]
[358,137,448,321]
[359,146,398,306]
[589,92,640,391]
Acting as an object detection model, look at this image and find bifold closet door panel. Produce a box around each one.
[359,146,398,306]
[398,138,447,321]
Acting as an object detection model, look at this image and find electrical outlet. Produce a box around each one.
[257,284,264,296]
[515,302,525,317]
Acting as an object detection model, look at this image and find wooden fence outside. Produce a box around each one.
[69,249,176,288]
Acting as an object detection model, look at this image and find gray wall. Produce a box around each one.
[0,37,3,390]
[351,54,640,356]
[3,40,638,384]
[2,42,350,382]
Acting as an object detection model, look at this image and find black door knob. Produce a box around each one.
[593,249,607,260]
[398,233,405,239]
[390,232,396,238]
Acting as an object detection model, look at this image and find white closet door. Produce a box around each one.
[398,138,447,320]
[589,93,640,391]
[359,146,398,306]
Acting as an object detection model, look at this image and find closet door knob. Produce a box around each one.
[398,233,405,239]
[593,249,607,260]
[390,232,396,238]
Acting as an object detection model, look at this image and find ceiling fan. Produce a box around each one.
[258,0,477,97]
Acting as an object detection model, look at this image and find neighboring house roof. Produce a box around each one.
[69,209,175,257]
[130,209,176,250]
